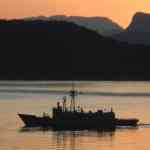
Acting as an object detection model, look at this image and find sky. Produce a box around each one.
[0,0,150,28]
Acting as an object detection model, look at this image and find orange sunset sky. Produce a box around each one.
[1,0,150,28]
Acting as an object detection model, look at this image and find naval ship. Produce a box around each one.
[18,84,139,130]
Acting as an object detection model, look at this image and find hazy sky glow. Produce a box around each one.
[1,0,150,27]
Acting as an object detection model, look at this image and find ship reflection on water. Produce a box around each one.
[19,127,115,150]
[18,126,140,150]
[52,130,115,150]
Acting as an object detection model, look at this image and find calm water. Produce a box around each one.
[0,81,150,150]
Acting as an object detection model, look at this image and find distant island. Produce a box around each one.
[0,13,150,80]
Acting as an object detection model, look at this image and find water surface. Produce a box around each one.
[0,81,150,150]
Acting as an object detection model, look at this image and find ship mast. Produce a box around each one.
[70,81,76,112]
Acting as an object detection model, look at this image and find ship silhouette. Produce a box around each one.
[18,83,139,130]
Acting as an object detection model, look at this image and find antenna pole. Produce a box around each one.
[70,81,76,112]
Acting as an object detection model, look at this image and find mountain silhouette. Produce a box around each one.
[114,12,150,45]
[26,15,123,37]
[0,19,150,80]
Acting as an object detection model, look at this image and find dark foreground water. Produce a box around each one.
[0,81,150,150]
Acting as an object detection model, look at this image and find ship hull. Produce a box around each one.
[116,118,139,127]
[18,114,115,130]
[50,119,116,130]
[18,114,138,130]
[18,114,52,127]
